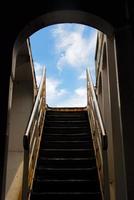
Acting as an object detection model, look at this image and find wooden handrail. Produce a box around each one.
[86,68,108,199]
[86,68,107,149]
[22,67,46,200]
[25,68,46,138]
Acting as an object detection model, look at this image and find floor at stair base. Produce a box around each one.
[5,152,23,200]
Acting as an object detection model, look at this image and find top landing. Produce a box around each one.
[47,105,87,112]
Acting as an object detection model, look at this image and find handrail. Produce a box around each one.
[86,68,107,149]
[86,68,108,199]
[22,67,46,200]
[24,68,46,142]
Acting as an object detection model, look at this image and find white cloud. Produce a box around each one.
[57,87,87,107]
[34,62,44,75]
[52,24,97,72]
[75,87,86,97]
[78,71,86,80]
[36,75,42,86]
[33,61,87,107]
[34,62,44,86]
[32,24,97,107]
[46,77,67,106]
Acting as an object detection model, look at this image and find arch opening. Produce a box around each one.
[5,9,115,200]
[29,23,98,107]
[12,10,114,109]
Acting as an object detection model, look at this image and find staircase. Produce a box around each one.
[30,109,102,200]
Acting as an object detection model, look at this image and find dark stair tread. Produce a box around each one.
[40,148,92,151]
[45,115,88,120]
[39,149,94,158]
[43,134,91,141]
[37,157,96,168]
[32,179,100,192]
[40,140,93,149]
[35,167,98,180]
[30,192,101,200]
[46,111,87,116]
[31,192,100,194]
[37,166,97,170]
[45,121,89,128]
[44,127,90,134]
[43,140,90,142]
[45,120,88,123]
[46,114,87,117]
[44,126,89,129]
[43,133,90,136]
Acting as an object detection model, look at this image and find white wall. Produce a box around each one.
[9,81,33,152]
[5,40,37,200]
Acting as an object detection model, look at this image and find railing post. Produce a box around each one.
[22,149,29,200]
[102,134,110,199]
[102,149,110,200]
[86,69,89,109]
[22,67,46,200]
[86,68,110,200]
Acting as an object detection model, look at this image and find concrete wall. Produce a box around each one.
[95,32,127,200]
[9,80,33,152]
[5,40,37,199]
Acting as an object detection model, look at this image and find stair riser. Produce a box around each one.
[45,121,89,127]
[31,192,101,200]
[33,181,99,192]
[39,149,94,158]
[40,141,93,149]
[44,127,90,134]
[36,169,98,180]
[43,135,91,141]
[46,115,88,121]
[46,111,88,116]
[37,159,96,168]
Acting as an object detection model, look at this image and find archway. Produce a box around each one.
[4,8,127,200]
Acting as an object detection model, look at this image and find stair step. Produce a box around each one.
[45,120,89,127]
[39,149,94,158]
[44,127,90,134]
[43,134,91,141]
[30,192,101,200]
[32,179,100,192]
[40,141,92,149]
[46,111,87,117]
[36,167,98,180]
[37,157,96,168]
[46,115,88,120]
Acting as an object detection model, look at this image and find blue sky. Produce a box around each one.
[30,23,97,107]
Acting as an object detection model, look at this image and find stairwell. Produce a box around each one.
[30,108,102,200]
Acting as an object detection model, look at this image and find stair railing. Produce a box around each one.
[22,67,46,200]
[86,68,109,199]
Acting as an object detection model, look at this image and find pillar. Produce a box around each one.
[115,25,134,199]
